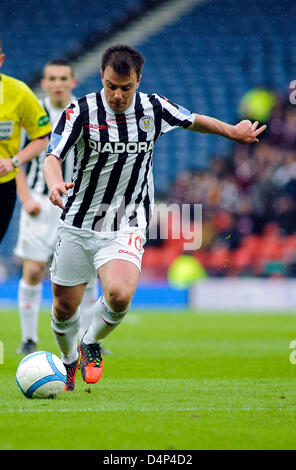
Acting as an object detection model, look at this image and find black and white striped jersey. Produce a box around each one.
[47,89,195,232]
[25,96,75,195]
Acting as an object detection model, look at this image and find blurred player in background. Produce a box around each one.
[43,44,266,391]
[14,59,107,355]
[0,40,51,243]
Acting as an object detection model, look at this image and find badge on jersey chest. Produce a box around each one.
[139,115,155,133]
[0,121,13,140]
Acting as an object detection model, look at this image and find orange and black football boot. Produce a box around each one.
[63,349,81,392]
[79,335,103,384]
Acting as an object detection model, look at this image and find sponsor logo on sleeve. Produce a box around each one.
[38,115,50,127]
[177,104,192,116]
[47,132,63,152]
[159,94,192,116]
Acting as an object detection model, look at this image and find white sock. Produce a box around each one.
[83,295,128,344]
[18,279,42,343]
[51,307,81,364]
[79,279,98,339]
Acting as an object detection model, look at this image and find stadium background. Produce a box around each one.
[1,0,296,310]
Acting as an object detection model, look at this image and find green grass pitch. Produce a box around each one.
[0,308,295,450]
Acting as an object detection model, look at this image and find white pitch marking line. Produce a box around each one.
[0,406,289,414]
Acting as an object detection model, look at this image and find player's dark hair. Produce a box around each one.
[101,44,144,79]
[43,58,74,77]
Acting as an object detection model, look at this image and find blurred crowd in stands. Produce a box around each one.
[143,92,296,280]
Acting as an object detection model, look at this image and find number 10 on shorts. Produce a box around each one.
[127,233,142,252]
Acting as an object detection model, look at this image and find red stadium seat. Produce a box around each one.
[232,247,253,269]
[282,235,296,262]
[207,246,231,271]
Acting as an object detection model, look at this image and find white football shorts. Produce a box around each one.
[14,191,62,262]
[50,221,146,286]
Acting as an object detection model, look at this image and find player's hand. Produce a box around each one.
[232,120,267,144]
[49,182,74,210]
[23,198,41,216]
[0,158,14,176]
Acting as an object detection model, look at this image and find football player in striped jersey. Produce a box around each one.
[43,44,266,390]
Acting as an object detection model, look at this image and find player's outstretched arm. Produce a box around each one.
[188,114,267,144]
[43,154,73,210]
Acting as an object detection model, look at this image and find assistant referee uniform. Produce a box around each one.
[0,73,52,242]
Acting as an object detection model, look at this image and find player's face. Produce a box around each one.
[41,65,77,107]
[101,66,140,113]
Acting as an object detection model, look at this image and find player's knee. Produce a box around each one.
[53,298,77,321]
[107,286,132,312]
[23,263,44,285]
[52,284,85,321]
